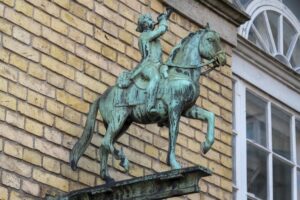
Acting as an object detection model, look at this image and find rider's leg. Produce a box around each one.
[144,67,160,112]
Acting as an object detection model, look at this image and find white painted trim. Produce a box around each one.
[232,53,300,112]
[267,102,273,200]
[233,80,248,200]
[291,116,297,200]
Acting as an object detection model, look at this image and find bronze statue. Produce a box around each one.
[70,8,226,182]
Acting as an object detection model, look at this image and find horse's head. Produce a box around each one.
[199,25,226,66]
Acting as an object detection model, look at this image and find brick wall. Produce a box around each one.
[0,0,234,199]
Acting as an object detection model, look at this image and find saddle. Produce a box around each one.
[114,69,167,107]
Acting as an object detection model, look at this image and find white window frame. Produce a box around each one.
[233,77,300,200]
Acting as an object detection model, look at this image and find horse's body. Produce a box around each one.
[70,29,226,181]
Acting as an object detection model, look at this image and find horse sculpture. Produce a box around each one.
[70,27,226,182]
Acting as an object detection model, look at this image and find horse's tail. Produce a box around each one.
[70,96,101,170]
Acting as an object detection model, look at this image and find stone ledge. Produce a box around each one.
[161,0,250,46]
[46,166,211,200]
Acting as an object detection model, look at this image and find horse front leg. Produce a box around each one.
[183,105,215,154]
[167,101,182,169]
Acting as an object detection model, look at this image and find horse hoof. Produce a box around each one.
[201,142,210,155]
[120,159,129,172]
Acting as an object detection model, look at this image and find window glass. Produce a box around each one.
[296,119,300,165]
[253,13,273,53]
[272,106,291,159]
[267,11,280,51]
[247,143,267,200]
[290,37,300,70]
[273,157,292,200]
[246,91,267,146]
[283,17,297,56]
[283,0,300,22]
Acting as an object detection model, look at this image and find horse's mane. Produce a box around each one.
[166,30,204,68]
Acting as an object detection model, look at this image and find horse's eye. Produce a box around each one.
[207,38,214,42]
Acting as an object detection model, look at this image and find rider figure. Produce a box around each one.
[130,10,171,114]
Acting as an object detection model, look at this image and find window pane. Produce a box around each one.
[267,11,280,52]
[283,17,297,56]
[246,91,267,146]
[273,157,292,200]
[247,143,267,200]
[296,119,300,165]
[290,37,300,70]
[272,106,291,159]
[253,13,273,53]
[283,0,300,21]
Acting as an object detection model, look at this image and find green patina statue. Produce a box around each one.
[70,8,226,182]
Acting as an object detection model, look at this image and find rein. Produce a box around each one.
[166,50,225,75]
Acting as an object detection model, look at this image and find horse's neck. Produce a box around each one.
[168,67,201,83]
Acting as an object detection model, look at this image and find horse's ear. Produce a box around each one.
[205,23,210,30]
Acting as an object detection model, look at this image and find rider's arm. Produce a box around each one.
[147,16,168,41]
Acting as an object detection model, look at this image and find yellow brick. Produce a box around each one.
[55,117,82,137]
[95,28,126,53]
[0,123,34,148]
[53,0,70,9]
[23,148,42,166]
[77,156,100,174]
[44,127,62,144]
[145,144,159,158]
[0,18,13,35]
[102,45,117,61]
[0,186,8,200]
[47,71,65,89]
[130,137,144,152]
[79,170,95,186]
[18,101,54,126]
[0,0,14,7]
[51,18,68,35]
[0,47,10,63]
[100,70,116,86]
[26,0,60,17]
[61,163,78,181]
[50,45,67,62]
[33,168,69,192]
[0,62,18,82]
[41,54,75,79]
[85,63,100,80]
[119,29,133,45]
[119,3,137,22]
[9,53,29,71]
[202,99,220,116]
[22,180,40,196]
[65,80,82,97]
[32,37,51,54]
[34,8,51,27]
[6,110,25,133]
[117,54,131,69]
[169,23,189,38]
[8,82,27,100]
[28,62,47,80]
[86,11,102,28]
[57,90,89,113]
[43,156,60,173]
[95,3,125,27]
[0,77,7,92]
[4,7,41,35]
[67,54,84,71]
[3,35,39,62]
[70,2,87,19]
[61,10,93,35]
[42,27,75,53]
[25,118,43,136]
[0,91,17,110]
[15,0,33,17]
[69,27,85,44]
[35,138,69,161]
[104,0,118,11]
[76,0,93,9]
[75,44,108,70]
[83,88,98,103]
[103,20,118,37]
[126,46,141,62]
[19,72,55,98]
[2,171,20,189]
[75,71,107,94]
[28,90,45,108]
[4,141,23,159]
[86,36,102,53]
[0,4,3,16]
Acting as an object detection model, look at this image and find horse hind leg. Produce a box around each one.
[99,109,130,182]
